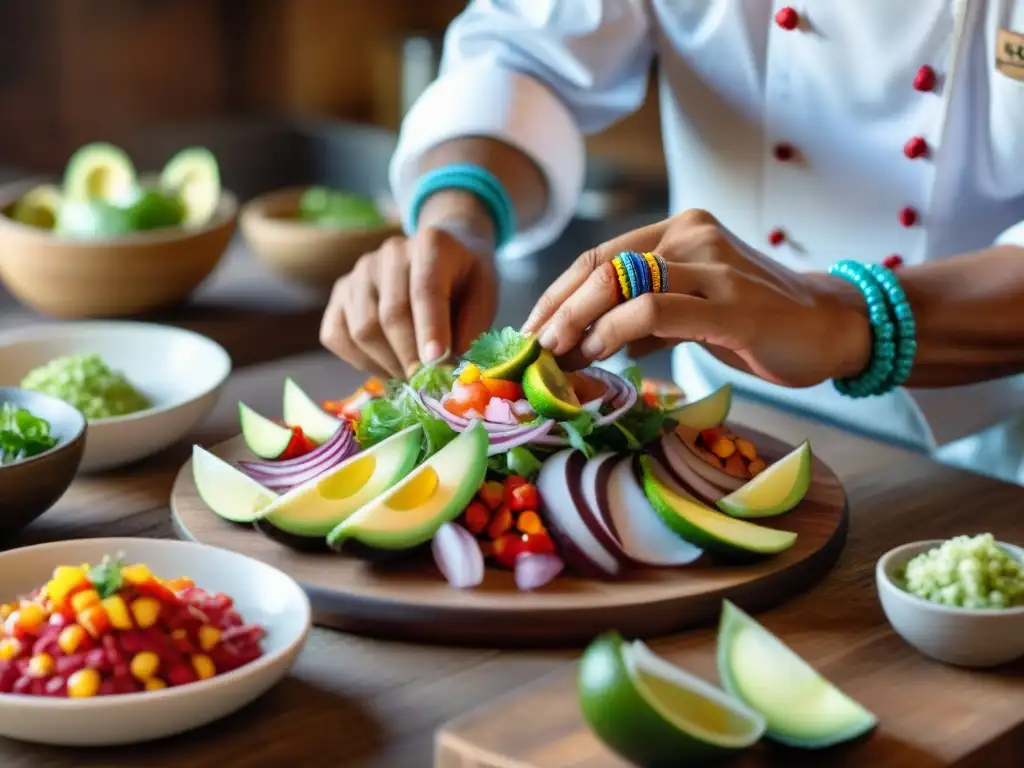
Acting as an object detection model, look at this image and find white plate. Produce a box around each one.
[0,537,310,746]
[0,322,232,471]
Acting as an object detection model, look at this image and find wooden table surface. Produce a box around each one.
[1,237,1022,767]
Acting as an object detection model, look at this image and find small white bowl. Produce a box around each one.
[0,321,231,471]
[877,539,1024,668]
[0,537,310,746]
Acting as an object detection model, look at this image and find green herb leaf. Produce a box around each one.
[621,365,644,391]
[0,402,59,465]
[560,411,597,459]
[505,446,543,478]
[407,362,455,399]
[463,328,531,370]
[87,553,126,599]
[355,383,456,462]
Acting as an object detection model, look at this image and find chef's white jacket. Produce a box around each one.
[390,0,1024,480]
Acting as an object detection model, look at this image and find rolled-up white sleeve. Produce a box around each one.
[994,218,1024,248]
[389,0,653,260]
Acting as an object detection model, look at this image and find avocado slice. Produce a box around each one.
[522,349,582,420]
[192,445,280,524]
[481,333,541,380]
[282,377,342,444]
[55,199,135,238]
[160,147,221,227]
[239,401,295,459]
[639,455,797,557]
[63,142,137,202]
[327,422,488,550]
[10,185,63,230]
[261,424,423,538]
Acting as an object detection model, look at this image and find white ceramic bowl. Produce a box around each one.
[0,537,310,746]
[0,322,231,471]
[877,539,1024,668]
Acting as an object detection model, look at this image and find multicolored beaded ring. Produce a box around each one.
[610,251,669,303]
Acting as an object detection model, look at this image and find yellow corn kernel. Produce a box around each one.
[70,589,99,614]
[130,597,161,629]
[130,651,161,681]
[28,653,54,677]
[18,602,45,631]
[457,363,481,384]
[57,624,89,655]
[197,625,221,652]
[145,678,167,691]
[120,564,153,586]
[67,668,101,699]
[0,638,22,662]
[191,654,216,680]
[101,595,134,631]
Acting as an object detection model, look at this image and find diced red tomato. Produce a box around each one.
[445,381,491,417]
[481,379,523,402]
[477,481,505,511]
[502,475,528,507]
[462,502,491,535]
[492,533,525,570]
[520,532,556,555]
[507,483,540,512]
[278,426,317,460]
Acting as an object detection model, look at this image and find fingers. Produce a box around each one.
[320,276,388,376]
[345,259,406,378]
[375,243,420,375]
[580,294,738,362]
[453,260,499,356]
[409,230,461,364]
[522,218,670,334]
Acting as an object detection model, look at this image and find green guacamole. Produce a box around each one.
[900,533,1024,609]
[21,353,151,421]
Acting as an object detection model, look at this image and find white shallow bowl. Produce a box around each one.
[0,322,231,471]
[877,539,1024,668]
[0,537,310,746]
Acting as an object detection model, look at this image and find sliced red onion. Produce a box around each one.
[669,430,746,491]
[512,399,534,416]
[514,552,565,591]
[577,368,638,426]
[237,423,356,477]
[485,420,556,456]
[422,393,522,433]
[582,398,604,413]
[484,397,519,425]
[432,522,485,589]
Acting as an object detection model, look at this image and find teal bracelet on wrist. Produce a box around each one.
[407,164,517,250]
[866,263,918,388]
[826,260,898,398]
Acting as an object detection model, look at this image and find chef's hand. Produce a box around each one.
[522,209,872,388]
[320,226,498,379]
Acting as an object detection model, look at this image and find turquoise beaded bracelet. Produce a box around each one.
[866,263,918,388]
[826,260,899,398]
[407,164,517,250]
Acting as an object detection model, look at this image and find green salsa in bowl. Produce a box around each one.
[20,353,151,421]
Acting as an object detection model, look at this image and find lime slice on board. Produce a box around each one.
[522,350,582,420]
[716,441,813,519]
[578,631,765,767]
[717,601,877,748]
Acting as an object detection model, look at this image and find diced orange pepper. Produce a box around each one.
[516,510,544,535]
[723,452,747,476]
[708,436,736,459]
[101,595,134,630]
[363,377,386,397]
[734,438,757,461]
[77,604,110,637]
[486,506,514,539]
[462,501,491,535]
[165,577,194,593]
[748,458,767,476]
[17,602,46,632]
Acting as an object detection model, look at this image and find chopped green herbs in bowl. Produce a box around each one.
[0,387,87,534]
[20,352,150,421]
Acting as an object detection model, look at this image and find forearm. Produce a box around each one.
[414,137,550,254]
[822,245,1024,388]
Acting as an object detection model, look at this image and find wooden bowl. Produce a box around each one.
[240,187,402,292]
[0,180,238,319]
[0,387,87,535]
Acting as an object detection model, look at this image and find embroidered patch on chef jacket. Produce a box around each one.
[996,29,1024,81]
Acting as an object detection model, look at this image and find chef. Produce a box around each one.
[320,1,1024,485]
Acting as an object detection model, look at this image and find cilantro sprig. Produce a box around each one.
[87,553,126,599]
[462,328,533,371]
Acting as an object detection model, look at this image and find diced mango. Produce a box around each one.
[145,678,167,691]
[0,638,23,661]
[735,438,758,461]
[130,651,161,681]
[28,653,54,677]
[121,564,154,586]
[67,668,101,698]
[130,597,161,629]
[58,624,88,655]
[101,595,134,630]
[457,363,481,384]
[198,626,221,652]
[70,589,100,614]
[191,654,216,680]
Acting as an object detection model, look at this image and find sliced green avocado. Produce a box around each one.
[482,333,541,380]
[10,185,63,230]
[239,401,295,459]
[160,146,221,227]
[282,377,342,444]
[63,142,137,202]
[717,601,878,748]
[639,455,797,557]
[192,445,279,524]
[522,349,582,420]
[261,424,423,538]
[327,422,488,550]
[55,199,135,238]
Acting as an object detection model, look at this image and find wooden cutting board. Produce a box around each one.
[170,427,847,647]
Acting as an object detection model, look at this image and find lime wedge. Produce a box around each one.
[717,441,812,519]
[522,350,582,420]
[10,185,63,230]
[717,601,877,748]
[579,631,765,767]
[481,333,540,380]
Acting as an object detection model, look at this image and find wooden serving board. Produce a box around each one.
[170,428,848,647]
